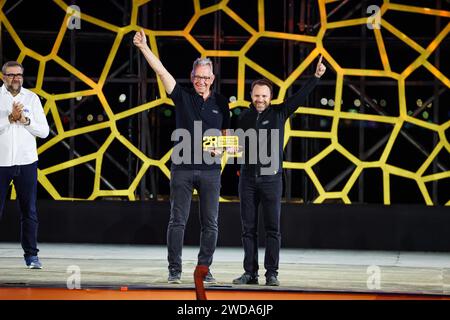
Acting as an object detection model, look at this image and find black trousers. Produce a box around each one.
[167,169,221,273]
[0,161,39,258]
[238,172,282,277]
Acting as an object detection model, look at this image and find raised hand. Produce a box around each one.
[315,55,326,78]
[133,28,147,49]
[133,27,176,94]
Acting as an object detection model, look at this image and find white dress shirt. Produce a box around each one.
[0,85,50,166]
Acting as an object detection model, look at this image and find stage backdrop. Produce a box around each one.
[0,0,449,205]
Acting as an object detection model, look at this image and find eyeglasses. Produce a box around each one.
[193,75,211,82]
[4,73,23,79]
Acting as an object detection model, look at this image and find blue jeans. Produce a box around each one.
[0,161,39,258]
[167,169,221,272]
[239,173,282,277]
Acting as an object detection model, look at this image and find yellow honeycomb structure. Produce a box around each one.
[0,0,449,205]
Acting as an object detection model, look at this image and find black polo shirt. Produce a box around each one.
[169,83,230,170]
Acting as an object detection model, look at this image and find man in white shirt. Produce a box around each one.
[0,61,49,269]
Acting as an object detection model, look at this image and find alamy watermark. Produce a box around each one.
[366,265,381,290]
[66,5,81,30]
[367,5,381,30]
[67,265,81,289]
[171,121,280,175]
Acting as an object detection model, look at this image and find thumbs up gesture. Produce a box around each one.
[315,55,326,78]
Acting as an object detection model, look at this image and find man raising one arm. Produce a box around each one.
[133,29,176,95]
[133,29,230,285]
[233,56,326,287]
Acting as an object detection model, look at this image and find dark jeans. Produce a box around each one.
[167,169,221,272]
[0,161,39,258]
[239,173,282,277]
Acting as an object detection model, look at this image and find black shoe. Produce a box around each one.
[168,270,181,284]
[232,273,258,285]
[204,271,217,284]
[265,275,280,286]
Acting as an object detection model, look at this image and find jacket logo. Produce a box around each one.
[212,109,219,114]
[262,120,269,125]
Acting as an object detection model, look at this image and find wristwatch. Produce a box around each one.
[24,117,31,126]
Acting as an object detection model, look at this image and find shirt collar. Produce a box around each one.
[191,88,216,102]
[1,85,25,97]
[249,103,270,114]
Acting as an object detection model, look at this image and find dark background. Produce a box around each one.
[0,0,449,204]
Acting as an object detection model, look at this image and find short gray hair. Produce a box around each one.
[2,61,24,74]
[191,57,213,76]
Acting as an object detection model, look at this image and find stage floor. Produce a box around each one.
[0,243,449,299]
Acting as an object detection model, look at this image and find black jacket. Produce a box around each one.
[235,76,319,176]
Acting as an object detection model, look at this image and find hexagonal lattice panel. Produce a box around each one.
[0,0,448,205]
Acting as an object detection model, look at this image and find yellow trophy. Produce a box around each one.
[202,135,242,157]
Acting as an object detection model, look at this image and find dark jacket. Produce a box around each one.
[235,76,319,176]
